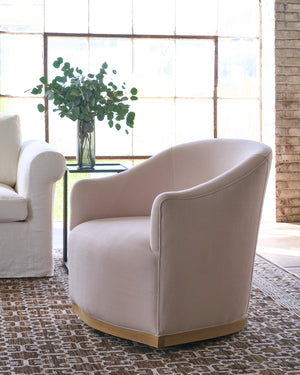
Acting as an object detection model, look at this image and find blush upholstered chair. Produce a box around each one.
[69,139,272,347]
[0,114,65,277]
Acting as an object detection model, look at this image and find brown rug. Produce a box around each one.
[0,251,299,375]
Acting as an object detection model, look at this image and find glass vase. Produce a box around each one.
[77,119,95,169]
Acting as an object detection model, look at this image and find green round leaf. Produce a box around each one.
[115,123,121,131]
[55,76,65,83]
[36,85,43,94]
[37,103,45,112]
[126,111,135,126]
[131,87,138,95]
[53,61,60,68]
[97,109,105,121]
[40,76,47,84]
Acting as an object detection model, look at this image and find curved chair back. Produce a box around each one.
[162,138,271,190]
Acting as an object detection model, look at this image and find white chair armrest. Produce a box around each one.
[16,140,65,216]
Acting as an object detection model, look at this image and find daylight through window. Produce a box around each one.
[0,0,261,160]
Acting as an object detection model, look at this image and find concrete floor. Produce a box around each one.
[257,221,300,277]
[54,221,300,278]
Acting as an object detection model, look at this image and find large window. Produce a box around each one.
[0,0,261,160]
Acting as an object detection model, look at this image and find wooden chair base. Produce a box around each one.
[72,303,248,348]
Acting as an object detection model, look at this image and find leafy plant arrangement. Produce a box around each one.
[28,57,138,167]
[29,57,138,133]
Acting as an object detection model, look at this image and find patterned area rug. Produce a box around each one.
[0,251,299,375]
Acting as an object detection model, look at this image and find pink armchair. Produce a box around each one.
[0,115,65,277]
[69,139,272,347]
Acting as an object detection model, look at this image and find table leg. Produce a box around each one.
[63,169,68,268]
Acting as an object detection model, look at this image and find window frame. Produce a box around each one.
[0,2,262,161]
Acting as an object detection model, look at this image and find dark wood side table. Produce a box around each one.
[63,163,127,270]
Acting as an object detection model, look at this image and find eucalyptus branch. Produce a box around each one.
[28,57,138,133]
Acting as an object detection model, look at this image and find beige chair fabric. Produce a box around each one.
[0,115,66,277]
[69,139,272,347]
[0,114,21,186]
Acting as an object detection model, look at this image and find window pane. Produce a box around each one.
[90,0,132,34]
[96,118,133,157]
[0,0,43,32]
[175,99,214,144]
[133,0,175,35]
[218,38,259,98]
[47,37,89,80]
[45,0,88,33]
[90,38,132,87]
[49,108,76,156]
[133,39,175,97]
[176,40,215,97]
[176,0,218,36]
[0,34,43,96]
[0,97,45,141]
[133,99,175,155]
[218,0,260,37]
[217,99,260,141]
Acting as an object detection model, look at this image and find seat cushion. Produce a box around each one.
[0,114,21,187]
[69,216,158,334]
[0,183,27,222]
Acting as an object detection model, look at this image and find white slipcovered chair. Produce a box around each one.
[69,139,272,347]
[0,114,65,277]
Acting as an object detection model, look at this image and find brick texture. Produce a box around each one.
[275,0,300,222]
